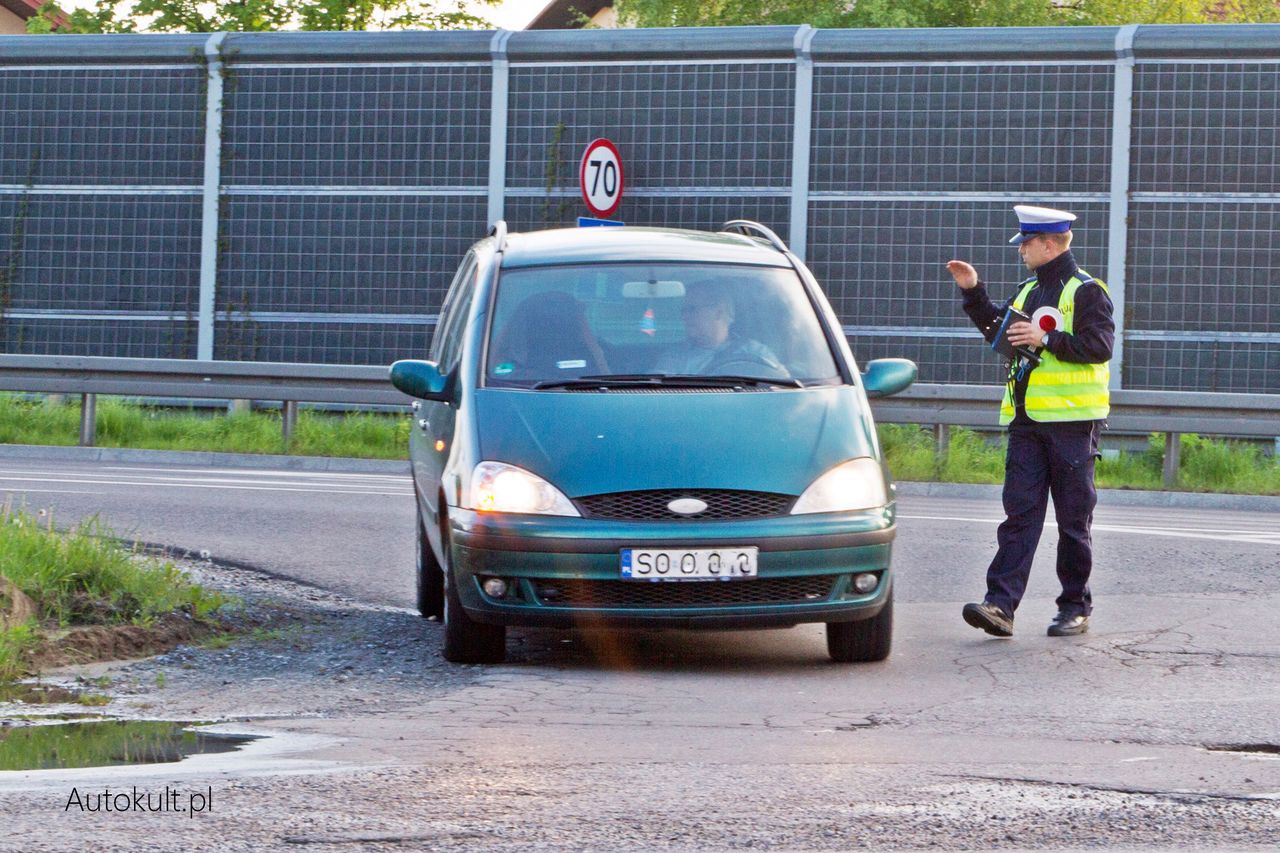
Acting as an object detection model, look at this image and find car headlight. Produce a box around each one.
[791,457,887,514]
[469,461,580,517]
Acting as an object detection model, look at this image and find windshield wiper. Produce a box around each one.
[533,373,803,390]
[694,374,804,389]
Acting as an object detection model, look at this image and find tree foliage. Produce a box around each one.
[29,0,496,34]
[614,0,1280,28]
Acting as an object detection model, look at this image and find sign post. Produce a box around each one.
[579,138,624,220]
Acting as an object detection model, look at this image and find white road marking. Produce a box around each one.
[898,513,1280,546]
[0,475,411,497]
[100,465,406,482]
[1,487,102,496]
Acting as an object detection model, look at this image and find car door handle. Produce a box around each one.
[417,418,429,431]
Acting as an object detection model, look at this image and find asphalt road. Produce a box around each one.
[2,455,1278,850]
[2,457,1277,613]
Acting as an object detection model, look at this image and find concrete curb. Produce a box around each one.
[0,443,410,475]
[895,480,1280,513]
[1,444,1275,512]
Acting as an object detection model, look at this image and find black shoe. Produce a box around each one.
[962,602,1013,637]
[1047,612,1089,636]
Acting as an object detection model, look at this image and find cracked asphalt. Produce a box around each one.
[0,456,1277,850]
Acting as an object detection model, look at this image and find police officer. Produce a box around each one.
[945,205,1115,637]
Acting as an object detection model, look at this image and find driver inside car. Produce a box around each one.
[652,281,788,378]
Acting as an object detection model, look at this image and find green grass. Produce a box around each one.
[0,394,409,460]
[0,395,1275,494]
[880,425,1280,496]
[0,503,228,682]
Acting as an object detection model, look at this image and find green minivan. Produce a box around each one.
[390,221,916,664]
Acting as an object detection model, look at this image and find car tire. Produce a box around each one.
[415,510,444,620]
[826,587,892,663]
[440,521,506,664]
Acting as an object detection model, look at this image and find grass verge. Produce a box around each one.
[0,501,228,683]
[0,394,409,460]
[879,425,1280,496]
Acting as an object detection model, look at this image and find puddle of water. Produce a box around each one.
[0,720,260,771]
[0,684,85,705]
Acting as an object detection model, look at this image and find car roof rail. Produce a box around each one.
[489,220,508,254]
[721,220,789,254]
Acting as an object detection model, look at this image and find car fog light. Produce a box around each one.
[482,578,508,598]
[853,573,878,594]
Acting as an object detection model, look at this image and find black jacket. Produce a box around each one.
[962,251,1115,423]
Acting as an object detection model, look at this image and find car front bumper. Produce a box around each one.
[446,505,896,629]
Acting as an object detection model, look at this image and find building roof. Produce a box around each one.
[527,0,613,30]
[0,0,44,19]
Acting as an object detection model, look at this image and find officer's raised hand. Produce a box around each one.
[945,260,978,290]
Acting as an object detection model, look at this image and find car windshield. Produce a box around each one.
[484,263,841,389]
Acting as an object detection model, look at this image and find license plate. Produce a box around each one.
[620,547,758,581]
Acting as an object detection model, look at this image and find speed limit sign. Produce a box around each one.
[580,138,624,218]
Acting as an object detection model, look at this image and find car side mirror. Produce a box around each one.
[389,359,451,402]
[862,358,917,398]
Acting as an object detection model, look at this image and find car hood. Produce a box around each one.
[471,386,877,498]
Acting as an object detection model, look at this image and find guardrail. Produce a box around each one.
[870,384,1280,487]
[0,355,413,446]
[1,355,1276,488]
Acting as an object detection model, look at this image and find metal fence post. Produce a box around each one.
[197,32,229,362]
[933,423,950,463]
[79,393,96,447]
[488,29,512,230]
[282,400,298,444]
[1162,431,1180,488]
[788,25,816,261]
[1107,25,1138,391]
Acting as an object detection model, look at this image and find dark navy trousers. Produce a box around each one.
[985,419,1101,619]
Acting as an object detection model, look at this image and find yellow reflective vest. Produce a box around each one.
[999,272,1111,424]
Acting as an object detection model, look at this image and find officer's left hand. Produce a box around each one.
[1007,321,1048,349]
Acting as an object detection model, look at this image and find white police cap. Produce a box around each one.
[1009,205,1077,244]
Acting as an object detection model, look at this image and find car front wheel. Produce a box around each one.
[440,521,506,664]
[826,587,892,663]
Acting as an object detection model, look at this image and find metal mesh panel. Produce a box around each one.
[219,195,485,314]
[213,320,430,365]
[808,200,1108,383]
[1126,202,1279,334]
[507,63,795,190]
[0,318,196,359]
[811,65,1114,193]
[1125,340,1279,394]
[1132,63,1280,193]
[0,68,205,186]
[807,202,1109,318]
[503,194,789,235]
[0,194,201,313]
[845,333,1006,386]
[222,66,491,187]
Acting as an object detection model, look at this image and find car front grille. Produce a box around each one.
[575,489,795,521]
[530,575,836,609]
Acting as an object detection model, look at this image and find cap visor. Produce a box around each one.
[1009,232,1036,245]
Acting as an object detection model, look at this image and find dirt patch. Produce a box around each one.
[24,612,223,672]
[0,575,37,628]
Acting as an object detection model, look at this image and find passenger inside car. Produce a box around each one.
[489,290,610,378]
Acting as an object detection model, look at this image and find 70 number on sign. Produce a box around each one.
[580,138,624,218]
